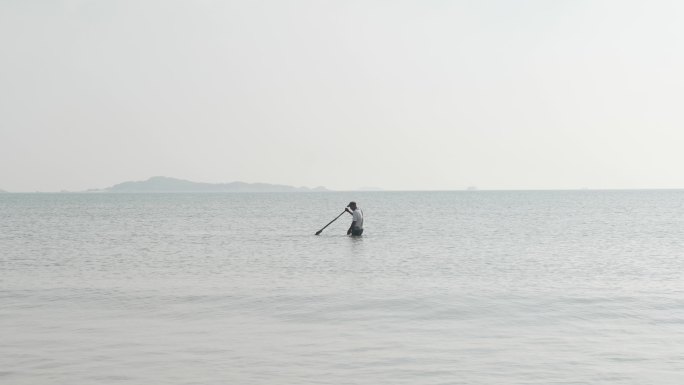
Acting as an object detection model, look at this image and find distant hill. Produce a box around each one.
[92,176,329,193]
[0,189,6,193]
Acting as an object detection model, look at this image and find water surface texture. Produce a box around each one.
[2,191,684,384]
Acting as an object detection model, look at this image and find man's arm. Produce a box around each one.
[347,209,359,234]
[345,207,354,234]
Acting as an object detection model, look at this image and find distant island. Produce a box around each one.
[0,189,6,193]
[89,176,329,193]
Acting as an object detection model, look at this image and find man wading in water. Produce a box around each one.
[345,201,364,236]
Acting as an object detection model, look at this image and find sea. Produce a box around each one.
[2,191,684,385]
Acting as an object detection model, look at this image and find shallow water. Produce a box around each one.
[2,191,684,384]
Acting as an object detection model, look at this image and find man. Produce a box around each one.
[345,201,364,236]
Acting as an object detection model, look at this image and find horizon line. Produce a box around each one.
[3,188,684,194]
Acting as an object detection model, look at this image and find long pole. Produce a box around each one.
[315,210,347,235]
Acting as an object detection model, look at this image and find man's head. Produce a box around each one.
[347,201,357,210]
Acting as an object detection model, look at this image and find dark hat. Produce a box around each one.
[347,201,356,207]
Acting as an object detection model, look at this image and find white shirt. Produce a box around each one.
[352,209,363,229]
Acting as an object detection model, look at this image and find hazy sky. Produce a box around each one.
[2,0,683,191]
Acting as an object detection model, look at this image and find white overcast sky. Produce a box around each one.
[1,0,683,192]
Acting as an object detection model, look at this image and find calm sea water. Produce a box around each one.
[2,191,684,384]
